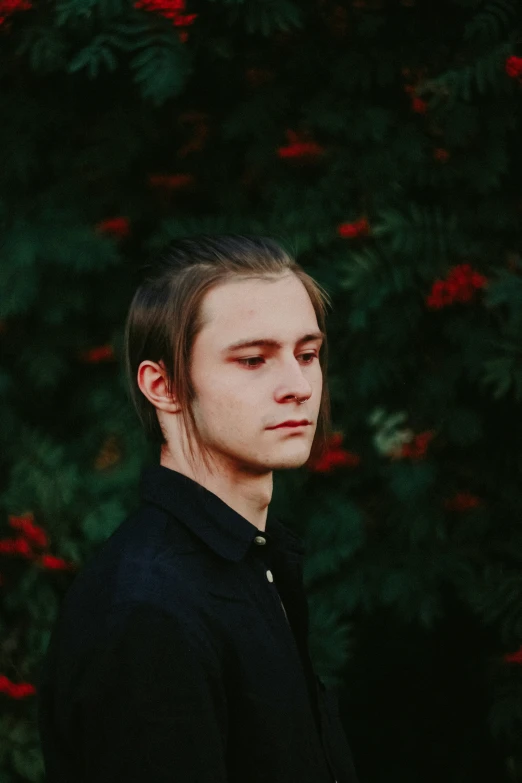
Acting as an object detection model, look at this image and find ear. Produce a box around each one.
[137,359,180,413]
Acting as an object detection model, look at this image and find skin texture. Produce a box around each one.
[137,272,323,531]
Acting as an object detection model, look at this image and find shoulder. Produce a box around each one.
[58,504,207,636]
[41,505,226,701]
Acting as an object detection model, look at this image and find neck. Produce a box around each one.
[160,447,273,531]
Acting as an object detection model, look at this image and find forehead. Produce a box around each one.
[198,274,319,344]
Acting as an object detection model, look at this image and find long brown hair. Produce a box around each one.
[123,235,333,473]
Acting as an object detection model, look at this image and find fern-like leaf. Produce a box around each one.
[67,34,120,78]
[210,0,302,36]
[464,0,518,43]
[131,34,192,105]
[16,27,68,72]
[419,40,512,106]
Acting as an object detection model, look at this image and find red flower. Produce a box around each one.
[505,56,522,79]
[95,216,130,238]
[307,433,361,472]
[444,492,482,511]
[0,675,36,699]
[337,218,370,239]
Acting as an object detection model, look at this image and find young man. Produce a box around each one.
[38,235,359,782]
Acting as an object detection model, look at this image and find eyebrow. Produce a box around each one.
[223,331,325,353]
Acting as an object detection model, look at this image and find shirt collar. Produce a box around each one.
[139,463,305,563]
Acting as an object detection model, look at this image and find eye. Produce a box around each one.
[237,357,264,368]
[237,353,318,369]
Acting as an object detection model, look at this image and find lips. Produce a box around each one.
[269,420,311,429]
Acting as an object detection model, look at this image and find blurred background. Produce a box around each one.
[1,0,522,780]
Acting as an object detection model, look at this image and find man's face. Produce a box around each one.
[187,272,324,474]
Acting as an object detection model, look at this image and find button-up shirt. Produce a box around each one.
[37,464,359,783]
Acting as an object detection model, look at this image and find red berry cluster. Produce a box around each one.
[95,216,130,238]
[337,218,370,239]
[411,96,428,114]
[0,0,31,28]
[41,554,75,570]
[134,0,197,42]
[404,84,428,114]
[505,646,522,664]
[505,56,522,82]
[426,264,487,309]
[434,148,450,162]
[393,430,435,460]
[444,492,482,512]
[307,433,361,472]
[148,173,195,190]
[0,674,35,699]
[9,515,48,547]
[0,514,74,572]
[0,537,32,557]
[134,0,197,26]
[78,344,115,363]
[148,174,195,190]
[278,130,325,161]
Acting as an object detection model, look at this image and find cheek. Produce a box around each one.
[195,374,247,415]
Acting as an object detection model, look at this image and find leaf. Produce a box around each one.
[16,27,68,72]
[81,499,126,543]
[131,37,192,105]
[11,745,44,782]
[445,407,484,446]
[303,498,365,586]
[220,0,303,36]
[481,357,516,399]
[388,462,437,503]
[464,0,517,43]
[68,36,119,78]
[421,41,512,108]
[55,0,98,26]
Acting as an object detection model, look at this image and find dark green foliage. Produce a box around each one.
[2,0,522,780]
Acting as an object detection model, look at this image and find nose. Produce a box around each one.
[275,355,314,403]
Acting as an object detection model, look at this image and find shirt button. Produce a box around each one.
[254,535,266,545]
[266,569,274,582]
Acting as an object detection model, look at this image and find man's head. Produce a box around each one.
[124,235,332,477]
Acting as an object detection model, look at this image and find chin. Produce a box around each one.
[267,448,312,470]
[270,458,310,471]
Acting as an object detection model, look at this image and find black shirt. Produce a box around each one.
[37,463,359,783]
